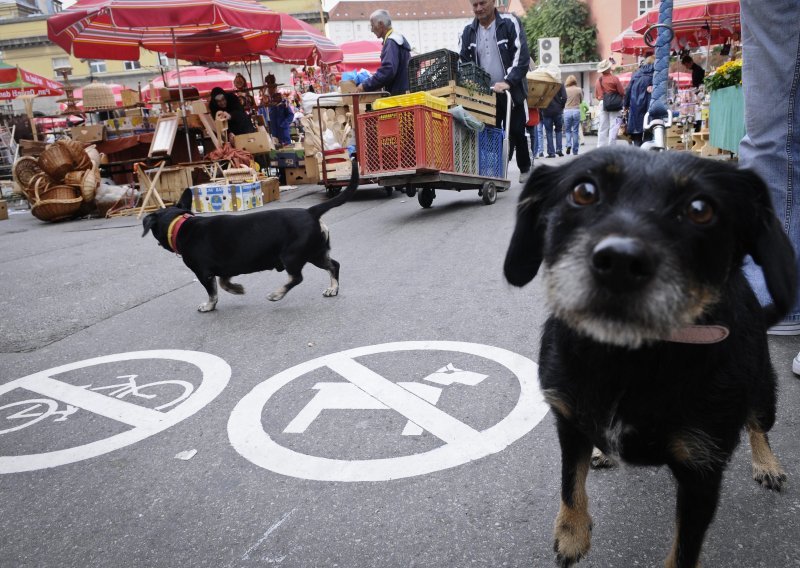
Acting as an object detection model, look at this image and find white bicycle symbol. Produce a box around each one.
[0,374,194,435]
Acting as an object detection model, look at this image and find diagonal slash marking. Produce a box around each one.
[326,357,482,444]
[13,375,167,428]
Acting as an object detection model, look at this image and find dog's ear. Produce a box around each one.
[176,188,194,211]
[740,168,798,321]
[504,165,558,287]
[142,213,157,237]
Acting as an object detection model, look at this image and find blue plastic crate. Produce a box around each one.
[478,126,504,178]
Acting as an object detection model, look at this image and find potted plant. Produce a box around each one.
[706,59,744,153]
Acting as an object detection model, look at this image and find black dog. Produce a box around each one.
[142,161,358,312]
[504,147,797,568]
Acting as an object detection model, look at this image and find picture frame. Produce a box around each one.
[148,114,179,157]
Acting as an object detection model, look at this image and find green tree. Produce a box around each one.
[523,0,599,65]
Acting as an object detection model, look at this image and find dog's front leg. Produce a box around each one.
[553,416,593,567]
[197,273,218,312]
[664,464,722,568]
[268,271,303,301]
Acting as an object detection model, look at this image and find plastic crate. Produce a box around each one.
[457,62,492,95]
[408,49,460,93]
[478,126,504,178]
[357,105,454,175]
[451,123,479,175]
[372,92,449,112]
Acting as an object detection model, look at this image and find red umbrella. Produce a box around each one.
[263,14,343,66]
[337,40,383,72]
[631,0,740,49]
[46,0,282,61]
[0,62,64,100]
[610,27,650,55]
[616,70,693,89]
[150,65,238,96]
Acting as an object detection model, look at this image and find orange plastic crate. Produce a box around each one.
[357,105,453,175]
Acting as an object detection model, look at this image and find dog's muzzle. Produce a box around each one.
[591,236,658,293]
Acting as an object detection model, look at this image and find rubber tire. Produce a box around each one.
[481,181,497,205]
[405,184,416,198]
[385,186,393,197]
[418,188,434,208]
[325,186,341,198]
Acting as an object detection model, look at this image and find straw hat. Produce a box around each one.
[597,59,612,73]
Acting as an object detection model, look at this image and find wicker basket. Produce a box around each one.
[81,82,116,110]
[12,156,41,188]
[81,168,99,203]
[38,143,74,181]
[31,184,82,222]
[223,166,257,183]
[63,139,92,171]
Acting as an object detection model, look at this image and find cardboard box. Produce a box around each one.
[70,124,105,143]
[0,200,8,221]
[285,167,312,185]
[304,155,321,184]
[120,88,140,107]
[139,166,193,203]
[192,182,264,213]
[277,151,299,168]
[234,129,273,155]
[260,177,280,203]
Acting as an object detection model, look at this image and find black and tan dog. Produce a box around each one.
[143,160,358,312]
[504,146,797,568]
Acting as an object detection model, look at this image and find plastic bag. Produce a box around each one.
[449,106,485,132]
[301,91,320,114]
[323,128,341,150]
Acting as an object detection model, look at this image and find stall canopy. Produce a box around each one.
[0,62,64,100]
[631,0,740,50]
[616,70,693,89]
[337,40,383,72]
[610,26,650,56]
[150,66,238,96]
[263,14,343,66]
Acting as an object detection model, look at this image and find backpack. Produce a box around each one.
[602,91,623,112]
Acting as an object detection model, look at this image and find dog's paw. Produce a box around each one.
[753,465,787,491]
[267,291,286,302]
[322,287,339,297]
[197,302,217,312]
[590,448,617,469]
[553,519,592,567]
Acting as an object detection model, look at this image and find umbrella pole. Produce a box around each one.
[172,29,195,159]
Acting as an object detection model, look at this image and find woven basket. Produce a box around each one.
[31,184,82,222]
[81,82,116,110]
[38,143,74,181]
[12,156,41,188]
[63,139,92,171]
[84,144,101,167]
[81,167,99,203]
[223,166,257,183]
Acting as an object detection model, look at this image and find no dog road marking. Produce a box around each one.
[0,350,230,474]
[228,341,547,481]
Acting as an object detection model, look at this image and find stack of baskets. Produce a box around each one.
[81,82,117,111]
[12,139,101,222]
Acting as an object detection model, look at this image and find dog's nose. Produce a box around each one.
[591,236,657,292]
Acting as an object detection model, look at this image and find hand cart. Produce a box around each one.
[314,91,391,198]
[366,92,512,207]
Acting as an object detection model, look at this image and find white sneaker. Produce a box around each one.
[767,320,800,335]
[519,170,530,184]
[793,352,800,376]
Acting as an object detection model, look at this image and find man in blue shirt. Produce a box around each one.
[357,10,411,96]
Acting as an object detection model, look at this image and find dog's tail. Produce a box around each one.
[307,158,359,220]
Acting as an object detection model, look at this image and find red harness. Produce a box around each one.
[166,213,192,254]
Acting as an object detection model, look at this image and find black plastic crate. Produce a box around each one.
[457,62,492,95]
[408,49,460,93]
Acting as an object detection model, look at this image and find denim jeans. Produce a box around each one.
[541,113,563,156]
[740,0,800,322]
[563,108,581,155]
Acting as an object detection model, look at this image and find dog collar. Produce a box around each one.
[667,324,729,344]
[166,213,192,254]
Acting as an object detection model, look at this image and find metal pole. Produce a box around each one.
[641,0,673,151]
[172,29,194,158]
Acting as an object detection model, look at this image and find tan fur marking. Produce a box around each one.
[554,458,592,561]
[748,426,786,486]
[542,389,573,420]
[667,430,724,470]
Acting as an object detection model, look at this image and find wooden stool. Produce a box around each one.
[135,160,167,218]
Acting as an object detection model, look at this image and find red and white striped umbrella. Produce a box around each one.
[610,26,650,55]
[616,70,693,89]
[631,0,740,49]
[263,14,343,66]
[46,0,282,61]
[150,65,238,95]
[0,62,64,99]
[337,40,383,72]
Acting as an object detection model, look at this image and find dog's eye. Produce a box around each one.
[687,199,714,224]
[570,182,598,206]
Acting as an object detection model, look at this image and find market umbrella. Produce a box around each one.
[337,40,383,72]
[0,62,64,100]
[610,27,651,55]
[616,70,693,89]
[150,66,238,96]
[262,14,343,66]
[631,0,740,50]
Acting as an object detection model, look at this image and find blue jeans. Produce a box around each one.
[541,113,563,156]
[740,0,800,322]
[563,109,581,155]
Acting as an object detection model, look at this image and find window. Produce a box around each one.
[157,53,175,67]
[638,0,654,15]
[52,56,70,75]
[88,59,107,74]
[124,60,141,71]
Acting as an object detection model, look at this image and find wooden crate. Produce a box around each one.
[429,81,497,126]
[526,76,561,108]
[137,166,193,203]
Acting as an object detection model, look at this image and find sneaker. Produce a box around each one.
[519,170,530,184]
[793,352,800,375]
[546,154,556,158]
[537,153,544,158]
[565,147,571,155]
[767,320,800,335]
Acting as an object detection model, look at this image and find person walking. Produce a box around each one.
[562,75,583,155]
[623,55,655,147]
[356,10,412,95]
[540,80,566,158]
[594,59,625,147]
[460,0,531,184]
[738,0,800,375]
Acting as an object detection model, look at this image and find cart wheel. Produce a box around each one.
[481,182,497,205]
[418,188,434,208]
[384,186,394,197]
[325,186,338,198]
[405,184,416,198]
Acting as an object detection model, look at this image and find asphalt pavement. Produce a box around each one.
[1,139,799,567]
